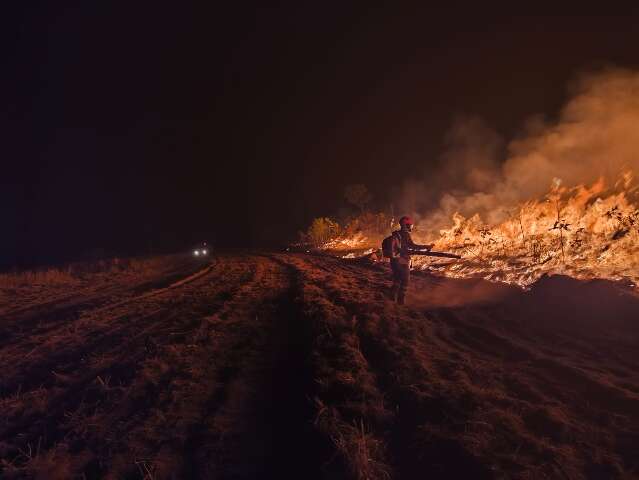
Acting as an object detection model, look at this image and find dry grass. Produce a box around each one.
[287,260,395,479]
[0,256,175,288]
[0,268,77,288]
[280,254,639,479]
[314,401,391,480]
[1,253,638,479]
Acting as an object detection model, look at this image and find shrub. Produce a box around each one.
[306,217,341,248]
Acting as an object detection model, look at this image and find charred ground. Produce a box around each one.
[1,253,638,479]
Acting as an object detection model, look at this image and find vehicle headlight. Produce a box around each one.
[202,249,207,255]
[194,250,200,256]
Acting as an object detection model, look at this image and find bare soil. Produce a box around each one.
[1,252,638,479]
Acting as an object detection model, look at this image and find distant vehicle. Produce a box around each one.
[192,242,210,257]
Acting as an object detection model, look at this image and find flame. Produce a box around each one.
[414,174,639,287]
[323,232,369,250]
[320,69,639,288]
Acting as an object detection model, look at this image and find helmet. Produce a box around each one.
[399,216,414,226]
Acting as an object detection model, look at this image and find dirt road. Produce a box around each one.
[1,253,638,479]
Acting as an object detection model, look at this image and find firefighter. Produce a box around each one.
[390,216,434,305]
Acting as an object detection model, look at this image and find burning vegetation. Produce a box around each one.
[423,175,639,287]
[302,175,639,287]
[304,69,639,288]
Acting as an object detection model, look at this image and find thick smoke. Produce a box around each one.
[409,68,639,235]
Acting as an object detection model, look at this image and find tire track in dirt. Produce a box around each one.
[274,255,597,479]
[0,257,195,315]
[0,259,226,378]
[1,255,336,479]
[90,254,334,479]
[76,258,263,477]
[0,258,214,349]
[274,254,393,479]
[283,254,508,478]
[0,258,254,471]
[103,256,270,476]
[354,313,495,479]
[173,256,334,479]
[5,252,637,478]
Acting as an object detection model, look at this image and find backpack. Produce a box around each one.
[381,231,401,259]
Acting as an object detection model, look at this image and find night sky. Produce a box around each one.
[4,4,639,267]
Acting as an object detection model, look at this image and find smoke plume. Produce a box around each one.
[410,68,639,235]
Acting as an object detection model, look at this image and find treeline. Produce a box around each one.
[299,184,397,249]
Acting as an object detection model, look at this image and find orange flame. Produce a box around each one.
[415,174,639,287]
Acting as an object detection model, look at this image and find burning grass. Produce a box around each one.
[424,176,639,287]
[309,175,639,288]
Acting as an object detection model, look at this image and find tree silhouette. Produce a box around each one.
[344,184,372,213]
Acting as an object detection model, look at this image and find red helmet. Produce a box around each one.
[399,216,414,226]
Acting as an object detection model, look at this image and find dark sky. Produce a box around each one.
[4,4,639,266]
